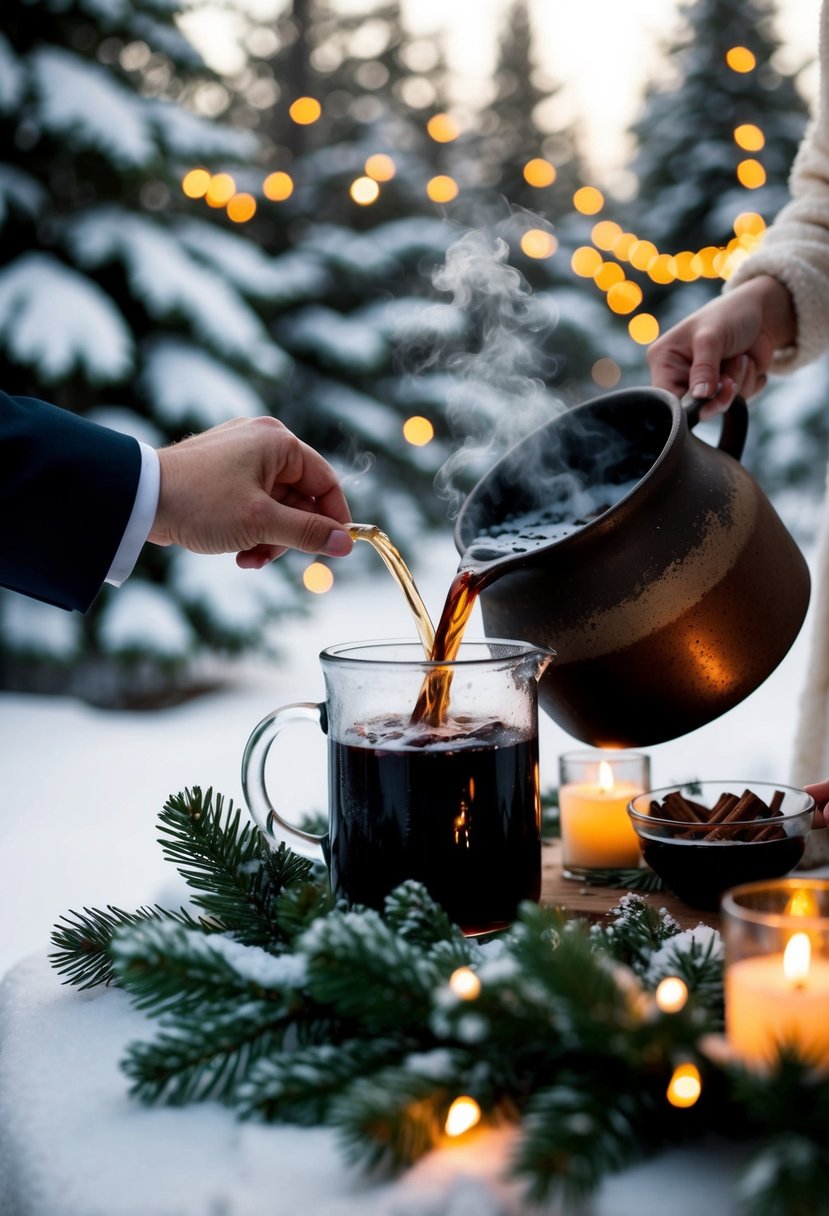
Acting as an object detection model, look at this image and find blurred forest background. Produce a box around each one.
[1,0,826,705]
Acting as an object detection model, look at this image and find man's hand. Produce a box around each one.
[149,416,353,567]
[647,275,797,417]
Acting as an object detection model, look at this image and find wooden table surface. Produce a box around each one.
[540,840,718,930]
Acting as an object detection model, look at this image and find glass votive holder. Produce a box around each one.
[558,749,651,881]
[722,878,829,1072]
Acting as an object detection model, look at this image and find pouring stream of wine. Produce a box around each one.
[348,524,436,655]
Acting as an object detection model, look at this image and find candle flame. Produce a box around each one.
[666,1062,701,1108]
[445,1096,481,1137]
[783,932,811,985]
[599,760,615,793]
[785,889,819,919]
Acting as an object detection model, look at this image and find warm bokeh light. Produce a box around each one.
[647,253,677,284]
[628,239,658,272]
[726,46,757,73]
[573,185,604,215]
[592,220,622,251]
[737,158,766,188]
[523,157,557,187]
[571,245,603,277]
[263,171,294,201]
[445,1097,482,1137]
[427,112,460,142]
[303,563,334,594]
[655,976,689,1014]
[520,228,558,259]
[350,176,380,205]
[593,261,625,291]
[734,123,765,151]
[673,251,700,282]
[427,175,459,203]
[226,193,256,223]
[666,1062,702,1109]
[181,168,210,199]
[628,313,660,344]
[592,357,621,388]
[448,967,482,1000]
[606,280,643,315]
[612,231,637,262]
[403,415,434,446]
[289,96,322,124]
[733,211,766,238]
[204,173,236,207]
[690,246,721,278]
[365,153,396,181]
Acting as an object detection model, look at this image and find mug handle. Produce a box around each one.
[241,702,328,862]
[682,393,748,461]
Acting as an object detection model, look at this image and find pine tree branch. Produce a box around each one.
[238,1037,404,1124]
[158,787,327,949]
[49,904,201,990]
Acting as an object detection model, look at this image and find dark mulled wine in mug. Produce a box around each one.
[327,715,541,934]
[241,639,553,937]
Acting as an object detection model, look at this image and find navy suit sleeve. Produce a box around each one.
[0,391,142,612]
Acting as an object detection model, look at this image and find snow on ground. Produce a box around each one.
[0,536,817,980]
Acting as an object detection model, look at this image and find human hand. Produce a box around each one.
[149,416,353,567]
[803,778,829,830]
[647,275,797,418]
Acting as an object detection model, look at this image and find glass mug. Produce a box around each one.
[241,639,554,935]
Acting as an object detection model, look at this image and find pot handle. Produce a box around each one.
[682,394,748,461]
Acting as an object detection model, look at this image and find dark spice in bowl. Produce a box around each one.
[627,782,814,911]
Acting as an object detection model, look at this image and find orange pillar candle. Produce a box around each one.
[558,750,650,878]
[723,879,829,1072]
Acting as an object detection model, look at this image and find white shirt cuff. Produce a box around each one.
[105,443,160,588]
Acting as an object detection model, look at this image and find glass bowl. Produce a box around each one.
[627,781,815,911]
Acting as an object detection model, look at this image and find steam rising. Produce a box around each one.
[428,227,563,516]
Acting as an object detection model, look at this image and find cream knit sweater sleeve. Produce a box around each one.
[726,0,829,372]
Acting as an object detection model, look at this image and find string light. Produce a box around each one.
[403,416,434,446]
[734,123,765,151]
[303,563,334,594]
[573,186,604,215]
[181,168,210,199]
[606,280,642,315]
[655,976,689,1013]
[737,158,766,188]
[365,154,396,181]
[726,46,757,73]
[571,246,603,277]
[628,313,660,344]
[520,229,557,259]
[426,175,459,203]
[591,357,621,388]
[226,193,256,223]
[263,171,294,201]
[204,173,236,208]
[666,1062,702,1108]
[591,220,622,250]
[523,158,556,187]
[444,1096,481,1137]
[448,967,481,1000]
[289,96,322,124]
[593,261,625,292]
[350,176,380,205]
[426,112,459,142]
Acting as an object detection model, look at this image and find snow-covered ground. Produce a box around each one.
[0,536,818,980]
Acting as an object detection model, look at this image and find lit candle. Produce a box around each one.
[723,879,829,1072]
[558,750,650,877]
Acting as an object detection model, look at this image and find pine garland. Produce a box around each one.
[49,787,829,1216]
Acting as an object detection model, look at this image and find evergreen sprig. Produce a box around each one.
[50,789,829,1216]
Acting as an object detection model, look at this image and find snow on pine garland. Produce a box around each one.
[49,787,829,1216]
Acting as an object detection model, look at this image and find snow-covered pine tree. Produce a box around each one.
[626,0,809,325]
[626,0,829,528]
[0,0,321,703]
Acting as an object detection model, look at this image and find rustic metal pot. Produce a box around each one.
[454,387,810,747]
